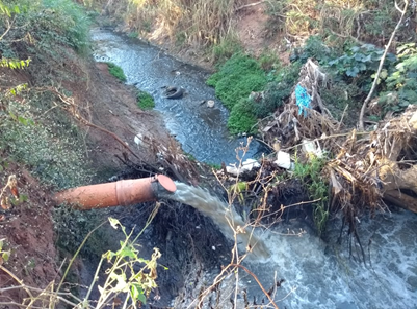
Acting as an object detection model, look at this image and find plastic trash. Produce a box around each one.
[295,84,311,117]
[275,151,292,169]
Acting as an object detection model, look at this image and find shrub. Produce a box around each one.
[254,62,302,118]
[106,62,127,82]
[227,99,257,134]
[380,43,417,113]
[137,90,155,110]
[207,53,267,110]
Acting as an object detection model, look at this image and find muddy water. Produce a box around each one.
[90,28,262,165]
[167,183,417,309]
[90,28,417,308]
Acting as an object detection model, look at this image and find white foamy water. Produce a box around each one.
[165,183,417,308]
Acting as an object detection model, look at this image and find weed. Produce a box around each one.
[207,163,221,170]
[292,154,329,236]
[128,31,139,38]
[258,49,281,71]
[254,61,302,118]
[136,90,155,110]
[212,34,242,66]
[381,43,417,113]
[106,62,127,82]
[207,53,267,110]
[228,99,258,134]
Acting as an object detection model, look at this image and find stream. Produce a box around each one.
[90,29,417,308]
[91,28,262,165]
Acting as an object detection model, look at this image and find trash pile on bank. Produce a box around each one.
[216,59,417,236]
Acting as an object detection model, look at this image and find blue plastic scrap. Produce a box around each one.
[295,84,311,117]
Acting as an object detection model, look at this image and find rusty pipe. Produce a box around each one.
[53,175,176,209]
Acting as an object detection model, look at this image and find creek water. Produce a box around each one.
[169,183,417,309]
[91,28,262,165]
[90,29,417,308]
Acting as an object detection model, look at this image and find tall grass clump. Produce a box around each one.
[106,62,127,82]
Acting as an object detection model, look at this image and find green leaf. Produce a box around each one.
[354,53,364,62]
[14,5,20,14]
[362,54,372,63]
[346,67,359,77]
[18,116,28,126]
[380,69,388,79]
[120,244,136,259]
[131,283,143,301]
[137,293,147,305]
[8,112,17,120]
[2,252,9,262]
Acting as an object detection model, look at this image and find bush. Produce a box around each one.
[254,62,302,118]
[227,99,257,134]
[380,43,417,113]
[137,90,155,110]
[106,62,127,82]
[207,53,267,110]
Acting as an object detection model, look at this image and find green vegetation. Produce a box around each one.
[106,62,127,82]
[212,34,242,66]
[292,155,329,236]
[382,43,417,113]
[227,99,258,134]
[207,53,267,133]
[207,52,302,134]
[136,90,155,110]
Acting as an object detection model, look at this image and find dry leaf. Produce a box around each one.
[1,197,10,210]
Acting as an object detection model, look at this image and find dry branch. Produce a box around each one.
[358,0,410,130]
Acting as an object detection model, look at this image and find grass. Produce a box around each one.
[106,63,127,82]
[136,90,155,110]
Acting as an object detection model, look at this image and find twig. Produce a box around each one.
[338,104,349,131]
[358,0,410,130]
[235,0,269,11]
[55,220,108,298]
[231,264,279,309]
[0,265,34,301]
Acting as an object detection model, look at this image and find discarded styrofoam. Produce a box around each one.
[134,133,142,146]
[226,158,260,176]
[302,139,323,158]
[274,151,292,169]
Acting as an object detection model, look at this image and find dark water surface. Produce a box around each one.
[90,28,417,309]
[91,28,262,165]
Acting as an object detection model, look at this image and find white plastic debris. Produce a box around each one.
[274,151,292,169]
[226,158,260,176]
[302,139,323,158]
[134,133,142,146]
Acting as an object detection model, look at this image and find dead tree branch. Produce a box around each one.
[358,0,410,130]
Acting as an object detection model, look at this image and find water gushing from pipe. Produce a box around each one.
[160,182,270,259]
